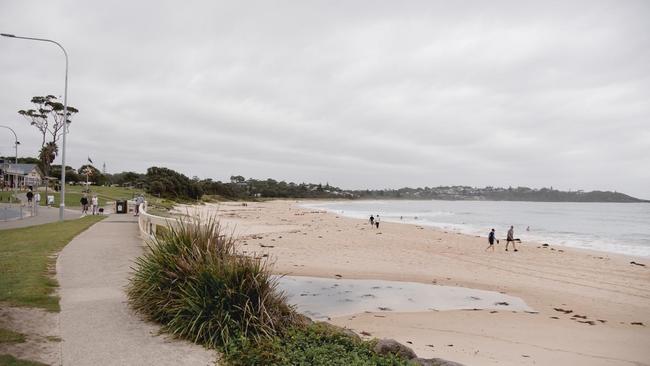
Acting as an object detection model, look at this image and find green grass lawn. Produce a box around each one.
[0,354,47,366]
[37,185,145,208]
[0,328,25,344]
[0,216,105,311]
[0,192,18,203]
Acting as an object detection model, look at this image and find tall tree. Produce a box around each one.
[18,95,79,181]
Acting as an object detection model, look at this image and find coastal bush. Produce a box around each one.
[127,217,416,365]
[127,218,297,348]
[224,323,411,366]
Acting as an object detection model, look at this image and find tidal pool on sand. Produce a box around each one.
[277,276,533,320]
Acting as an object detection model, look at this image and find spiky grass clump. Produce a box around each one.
[127,218,297,349]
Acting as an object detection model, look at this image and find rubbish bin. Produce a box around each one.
[115,200,128,214]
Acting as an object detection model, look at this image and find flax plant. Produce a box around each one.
[127,217,297,349]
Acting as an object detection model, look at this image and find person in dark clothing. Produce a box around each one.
[80,195,89,214]
[26,190,34,203]
[369,215,374,226]
[486,228,498,252]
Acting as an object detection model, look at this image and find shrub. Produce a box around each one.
[128,217,415,365]
[225,323,411,366]
[127,218,297,349]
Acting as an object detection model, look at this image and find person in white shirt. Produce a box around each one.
[34,192,41,214]
[91,195,99,215]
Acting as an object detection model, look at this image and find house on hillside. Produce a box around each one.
[0,162,44,189]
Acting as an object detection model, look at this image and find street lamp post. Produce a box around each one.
[2,33,69,221]
[0,125,20,202]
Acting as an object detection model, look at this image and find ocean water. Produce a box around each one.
[302,200,650,258]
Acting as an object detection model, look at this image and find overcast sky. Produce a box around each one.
[1,0,649,198]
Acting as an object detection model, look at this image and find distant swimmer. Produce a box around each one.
[369,215,375,226]
[375,215,380,229]
[526,226,530,231]
[486,228,498,252]
[506,225,518,252]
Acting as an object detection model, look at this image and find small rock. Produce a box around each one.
[553,307,573,314]
[631,322,645,326]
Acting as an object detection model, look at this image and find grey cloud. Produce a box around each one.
[1,0,649,198]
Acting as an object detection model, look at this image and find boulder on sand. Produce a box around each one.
[373,339,417,359]
[372,338,466,366]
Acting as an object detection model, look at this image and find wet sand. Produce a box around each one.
[174,200,650,366]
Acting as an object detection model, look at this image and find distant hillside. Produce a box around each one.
[347,186,648,203]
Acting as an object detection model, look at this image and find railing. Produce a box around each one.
[137,202,180,240]
[0,202,38,222]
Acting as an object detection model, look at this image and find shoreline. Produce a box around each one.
[174,200,650,366]
[298,200,650,260]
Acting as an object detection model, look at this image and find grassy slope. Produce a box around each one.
[0,216,105,311]
[36,185,177,212]
[0,192,18,203]
[0,328,25,344]
[0,354,47,366]
[37,185,143,207]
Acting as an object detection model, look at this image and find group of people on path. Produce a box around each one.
[486,225,520,252]
[80,194,100,215]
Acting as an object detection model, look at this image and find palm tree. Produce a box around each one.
[39,142,58,199]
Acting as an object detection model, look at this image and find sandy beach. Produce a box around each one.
[174,200,650,366]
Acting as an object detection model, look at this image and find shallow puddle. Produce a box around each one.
[277,276,533,319]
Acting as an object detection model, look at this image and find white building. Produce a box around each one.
[0,162,44,189]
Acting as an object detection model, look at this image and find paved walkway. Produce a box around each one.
[0,206,82,230]
[56,214,217,365]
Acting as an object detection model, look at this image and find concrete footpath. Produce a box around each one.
[0,206,81,230]
[56,214,217,365]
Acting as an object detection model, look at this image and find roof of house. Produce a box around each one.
[1,163,43,176]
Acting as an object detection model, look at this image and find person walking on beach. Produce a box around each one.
[486,228,498,251]
[369,215,374,226]
[506,225,518,252]
[80,195,89,215]
[375,214,380,229]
